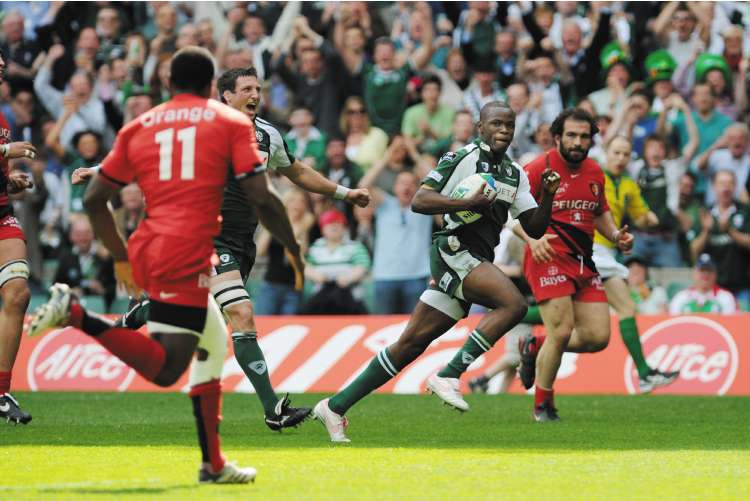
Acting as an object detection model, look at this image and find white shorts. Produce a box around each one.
[592,244,628,280]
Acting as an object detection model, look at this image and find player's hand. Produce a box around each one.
[71,167,97,185]
[541,168,561,195]
[7,171,33,193]
[529,234,558,263]
[3,141,37,160]
[465,182,496,211]
[114,261,142,297]
[614,225,634,254]
[284,248,305,291]
[346,188,371,208]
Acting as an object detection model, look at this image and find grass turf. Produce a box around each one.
[1,392,748,500]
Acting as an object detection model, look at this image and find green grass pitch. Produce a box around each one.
[1,392,749,500]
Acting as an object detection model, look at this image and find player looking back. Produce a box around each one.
[314,102,561,442]
[515,108,634,422]
[27,47,284,483]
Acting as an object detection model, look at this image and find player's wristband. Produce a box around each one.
[611,230,621,243]
[333,185,350,201]
[0,144,9,158]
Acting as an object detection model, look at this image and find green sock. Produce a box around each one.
[232,332,279,416]
[522,305,543,325]
[619,317,650,378]
[328,348,397,416]
[438,329,494,379]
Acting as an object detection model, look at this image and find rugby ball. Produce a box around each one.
[449,173,497,224]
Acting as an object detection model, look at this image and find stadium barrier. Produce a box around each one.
[14,314,749,395]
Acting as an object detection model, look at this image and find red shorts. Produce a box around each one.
[0,214,25,241]
[128,225,213,308]
[524,250,607,303]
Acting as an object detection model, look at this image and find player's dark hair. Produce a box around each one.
[169,46,215,96]
[217,67,258,103]
[550,108,599,137]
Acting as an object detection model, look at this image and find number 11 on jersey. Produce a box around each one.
[155,126,196,181]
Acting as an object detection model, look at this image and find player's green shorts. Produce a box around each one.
[428,234,485,315]
[213,229,256,282]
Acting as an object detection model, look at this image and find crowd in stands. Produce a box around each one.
[1,1,749,314]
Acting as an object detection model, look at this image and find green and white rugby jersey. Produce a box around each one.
[421,139,537,260]
[218,117,296,242]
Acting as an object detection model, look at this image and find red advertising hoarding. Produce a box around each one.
[13,314,749,395]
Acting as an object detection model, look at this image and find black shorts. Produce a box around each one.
[213,229,256,282]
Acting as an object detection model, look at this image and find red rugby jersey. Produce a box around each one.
[100,94,263,239]
[524,149,609,267]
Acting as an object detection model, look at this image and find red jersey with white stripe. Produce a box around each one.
[100,93,263,239]
[0,111,12,213]
[524,149,608,272]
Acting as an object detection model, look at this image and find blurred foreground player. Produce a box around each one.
[26,47,279,483]
[0,49,38,425]
[314,102,560,442]
[515,109,633,421]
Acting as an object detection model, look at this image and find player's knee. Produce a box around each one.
[2,280,30,312]
[225,302,255,330]
[509,301,528,325]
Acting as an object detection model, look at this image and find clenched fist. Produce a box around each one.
[541,168,561,195]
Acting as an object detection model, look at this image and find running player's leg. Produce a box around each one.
[438,262,527,381]
[564,300,611,353]
[0,237,31,424]
[330,299,457,414]
[469,323,527,393]
[211,248,310,430]
[534,295,575,420]
[601,276,679,392]
[316,297,458,441]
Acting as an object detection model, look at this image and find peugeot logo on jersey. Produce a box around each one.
[256,130,263,142]
[480,162,489,172]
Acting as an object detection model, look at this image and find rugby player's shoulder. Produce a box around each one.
[439,142,478,165]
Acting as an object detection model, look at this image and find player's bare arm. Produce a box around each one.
[71,166,100,185]
[239,173,305,279]
[282,160,371,208]
[595,211,634,253]
[512,223,558,263]
[516,169,560,239]
[83,175,140,295]
[0,141,37,160]
[411,183,495,215]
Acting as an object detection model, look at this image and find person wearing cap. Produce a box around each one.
[625,256,668,314]
[669,254,738,314]
[674,52,746,120]
[644,50,677,114]
[689,170,750,309]
[587,42,631,117]
[302,209,371,314]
